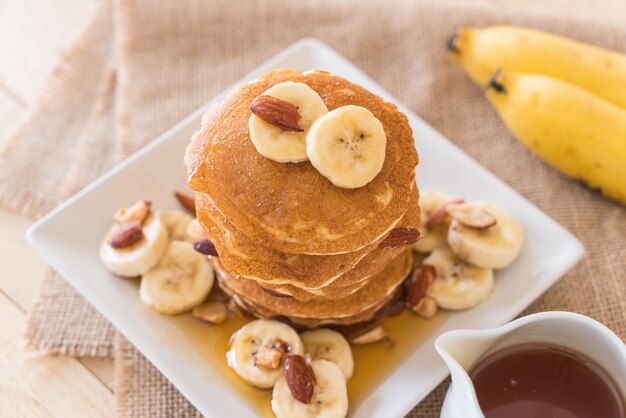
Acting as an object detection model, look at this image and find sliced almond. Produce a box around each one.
[406,264,436,307]
[174,191,196,215]
[186,218,206,241]
[284,354,316,404]
[425,199,465,229]
[193,239,219,256]
[447,203,497,229]
[192,302,227,324]
[412,296,438,319]
[379,227,421,249]
[350,326,394,347]
[113,200,151,224]
[250,95,303,132]
[253,347,284,369]
[108,221,144,249]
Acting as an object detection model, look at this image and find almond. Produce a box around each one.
[273,338,292,354]
[113,200,151,224]
[174,191,196,215]
[406,264,436,307]
[250,95,303,132]
[350,325,394,347]
[253,347,284,369]
[193,239,218,256]
[425,199,465,229]
[108,221,144,249]
[284,354,316,404]
[447,203,497,229]
[413,296,438,319]
[192,302,227,324]
[378,227,421,248]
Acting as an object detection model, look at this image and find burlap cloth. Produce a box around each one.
[3,0,624,416]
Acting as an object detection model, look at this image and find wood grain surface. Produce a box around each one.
[0,0,624,416]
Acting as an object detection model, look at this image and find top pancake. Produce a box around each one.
[186,69,418,255]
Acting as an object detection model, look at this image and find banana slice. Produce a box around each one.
[425,247,494,310]
[272,359,348,418]
[158,210,194,242]
[413,189,453,253]
[139,240,214,314]
[227,319,304,388]
[447,202,523,269]
[249,82,328,163]
[307,105,386,189]
[301,329,354,380]
[99,212,169,277]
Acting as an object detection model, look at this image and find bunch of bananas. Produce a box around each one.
[448,26,626,205]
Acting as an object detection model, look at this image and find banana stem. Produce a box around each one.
[486,69,506,94]
[447,28,460,53]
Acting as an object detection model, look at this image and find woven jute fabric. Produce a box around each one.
[7,0,625,416]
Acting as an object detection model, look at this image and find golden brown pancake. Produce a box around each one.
[216,249,412,320]
[186,69,418,255]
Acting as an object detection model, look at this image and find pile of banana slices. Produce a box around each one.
[229,319,352,418]
[413,189,524,311]
[99,196,222,317]
[249,82,386,189]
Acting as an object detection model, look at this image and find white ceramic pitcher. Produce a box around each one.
[435,311,626,418]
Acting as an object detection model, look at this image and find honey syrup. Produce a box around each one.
[148,289,447,418]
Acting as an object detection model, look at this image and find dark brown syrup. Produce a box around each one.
[469,343,625,418]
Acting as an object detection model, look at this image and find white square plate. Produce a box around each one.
[27,39,583,418]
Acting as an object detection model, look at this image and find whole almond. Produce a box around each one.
[379,227,421,248]
[284,354,316,404]
[425,199,465,229]
[108,221,144,249]
[174,191,196,215]
[193,239,219,256]
[250,95,303,132]
[406,264,436,307]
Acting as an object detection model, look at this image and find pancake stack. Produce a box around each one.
[185,69,419,328]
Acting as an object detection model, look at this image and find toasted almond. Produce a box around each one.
[113,200,151,224]
[108,221,144,249]
[193,239,219,256]
[379,227,421,248]
[284,354,316,404]
[253,347,284,369]
[406,264,436,307]
[350,326,394,347]
[425,199,465,229]
[447,203,497,229]
[250,95,303,132]
[186,218,206,241]
[412,296,438,319]
[174,191,196,215]
[192,302,227,324]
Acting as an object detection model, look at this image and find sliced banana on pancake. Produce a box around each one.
[272,359,348,418]
[447,202,523,269]
[413,189,454,253]
[227,319,304,389]
[249,82,328,163]
[139,240,214,314]
[301,329,354,380]
[425,247,494,310]
[307,105,386,189]
[158,210,194,242]
[100,212,169,277]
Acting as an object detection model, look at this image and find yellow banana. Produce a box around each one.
[449,26,626,109]
[486,70,626,204]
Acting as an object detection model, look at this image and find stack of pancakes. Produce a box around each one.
[185,69,419,328]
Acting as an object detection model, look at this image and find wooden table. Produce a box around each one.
[1,1,624,416]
